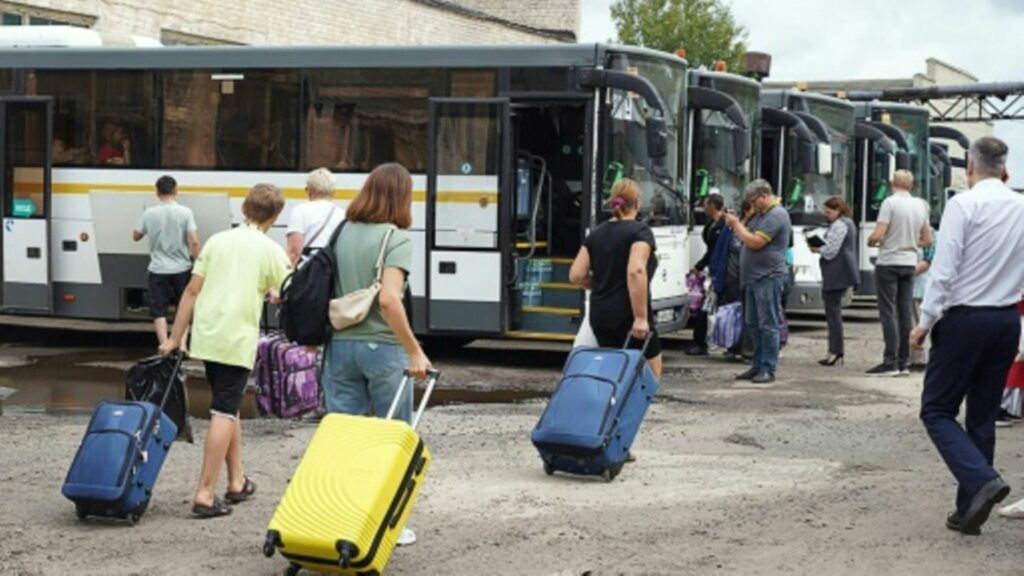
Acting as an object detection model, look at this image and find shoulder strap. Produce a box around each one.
[303,204,338,250]
[372,225,397,283]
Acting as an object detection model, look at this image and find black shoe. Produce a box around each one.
[735,367,759,381]
[865,363,899,377]
[818,354,844,367]
[751,372,775,384]
[945,511,980,536]
[685,345,709,356]
[959,477,1010,534]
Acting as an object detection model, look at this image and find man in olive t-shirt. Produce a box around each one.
[724,179,792,384]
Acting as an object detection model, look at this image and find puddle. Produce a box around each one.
[0,348,551,419]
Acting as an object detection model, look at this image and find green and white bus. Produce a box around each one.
[0,43,695,341]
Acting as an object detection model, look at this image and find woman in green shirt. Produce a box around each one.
[324,163,432,545]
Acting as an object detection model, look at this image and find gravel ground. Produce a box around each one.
[1,310,1023,575]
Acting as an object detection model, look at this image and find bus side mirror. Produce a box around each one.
[816,143,833,176]
[734,127,751,170]
[646,117,669,160]
[896,150,911,170]
[800,141,816,174]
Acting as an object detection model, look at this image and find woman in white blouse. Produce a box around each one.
[812,196,858,366]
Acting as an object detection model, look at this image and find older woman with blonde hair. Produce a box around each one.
[569,178,662,377]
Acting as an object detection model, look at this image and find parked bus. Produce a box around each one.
[760,89,856,309]
[851,101,929,295]
[927,125,971,225]
[0,43,693,341]
[686,69,758,269]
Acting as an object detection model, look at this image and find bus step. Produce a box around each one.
[538,283,582,308]
[505,331,575,342]
[518,306,581,334]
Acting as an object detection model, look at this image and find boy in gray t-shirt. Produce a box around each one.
[866,170,932,376]
[132,175,200,346]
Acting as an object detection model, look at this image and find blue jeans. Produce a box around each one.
[323,339,412,424]
[744,276,785,375]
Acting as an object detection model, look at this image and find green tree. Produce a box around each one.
[611,0,748,72]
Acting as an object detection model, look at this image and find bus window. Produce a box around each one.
[450,70,496,98]
[162,71,299,170]
[305,69,436,173]
[30,70,156,168]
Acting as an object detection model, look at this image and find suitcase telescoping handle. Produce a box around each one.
[385,369,441,432]
[623,332,653,356]
[157,351,187,413]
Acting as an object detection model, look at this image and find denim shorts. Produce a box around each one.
[322,339,412,424]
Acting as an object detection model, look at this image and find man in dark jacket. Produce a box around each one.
[686,194,725,355]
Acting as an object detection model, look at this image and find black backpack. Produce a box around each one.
[278,221,346,345]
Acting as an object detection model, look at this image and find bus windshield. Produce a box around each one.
[604,52,686,226]
[882,109,929,200]
[784,100,855,227]
[692,78,759,214]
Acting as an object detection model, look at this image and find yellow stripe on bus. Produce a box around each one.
[17,182,497,204]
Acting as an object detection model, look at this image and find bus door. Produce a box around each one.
[426,98,510,334]
[0,97,52,313]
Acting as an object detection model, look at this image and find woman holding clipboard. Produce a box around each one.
[811,197,858,367]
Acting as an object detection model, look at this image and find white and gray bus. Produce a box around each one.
[0,43,695,341]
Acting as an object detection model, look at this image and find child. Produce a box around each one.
[160,183,291,518]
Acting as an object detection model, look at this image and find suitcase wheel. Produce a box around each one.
[285,564,301,576]
[127,512,141,525]
[75,506,88,521]
[263,531,281,558]
[601,468,614,482]
[543,462,554,476]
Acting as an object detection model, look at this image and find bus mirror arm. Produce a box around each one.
[575,68,672,126]
[688,86,750,168]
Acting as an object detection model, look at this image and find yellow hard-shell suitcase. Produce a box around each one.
[263,371,439,575]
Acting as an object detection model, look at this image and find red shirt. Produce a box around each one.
[97,144,123,164]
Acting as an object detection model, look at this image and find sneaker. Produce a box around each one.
[750,372,775,384]
[735,367,759,381]
[865,363,900,377]
[684,345,709,356]
[397,527,417,546]
[897,368,910,377]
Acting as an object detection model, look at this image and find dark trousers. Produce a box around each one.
[823,288,846,356]
[692,310,708,349]
[920,307,1020,514]
[875,265,915,368]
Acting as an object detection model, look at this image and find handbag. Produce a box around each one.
[328,225,395,330]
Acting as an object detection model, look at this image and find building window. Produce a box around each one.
[162,71,299,170]
[0,3,93,27]
[27,70,156,168]
[305,69,441,173]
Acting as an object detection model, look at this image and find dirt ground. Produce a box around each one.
[1,308,1023,575]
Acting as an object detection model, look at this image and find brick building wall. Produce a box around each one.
[0,0,579,45]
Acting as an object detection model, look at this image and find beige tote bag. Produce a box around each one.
[328,225,395,330]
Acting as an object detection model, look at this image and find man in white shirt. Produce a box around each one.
[911,136,1024,535]
[866,170,932,376]
[286,168,344,266]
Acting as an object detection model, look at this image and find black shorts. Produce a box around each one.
[591,317,662,360]
[148,271,191,318]
[203,361,250,417]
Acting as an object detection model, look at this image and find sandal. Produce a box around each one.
[225,476,257,504]
[192,497,232,519]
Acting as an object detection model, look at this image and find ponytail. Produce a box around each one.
[609,178,641,220]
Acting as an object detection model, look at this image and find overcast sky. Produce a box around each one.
[580,0,1024,186]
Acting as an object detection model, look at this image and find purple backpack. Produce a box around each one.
[254,334,321,418]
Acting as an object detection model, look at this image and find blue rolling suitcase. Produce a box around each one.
[531,336,659,481]
[62,353,182,524]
